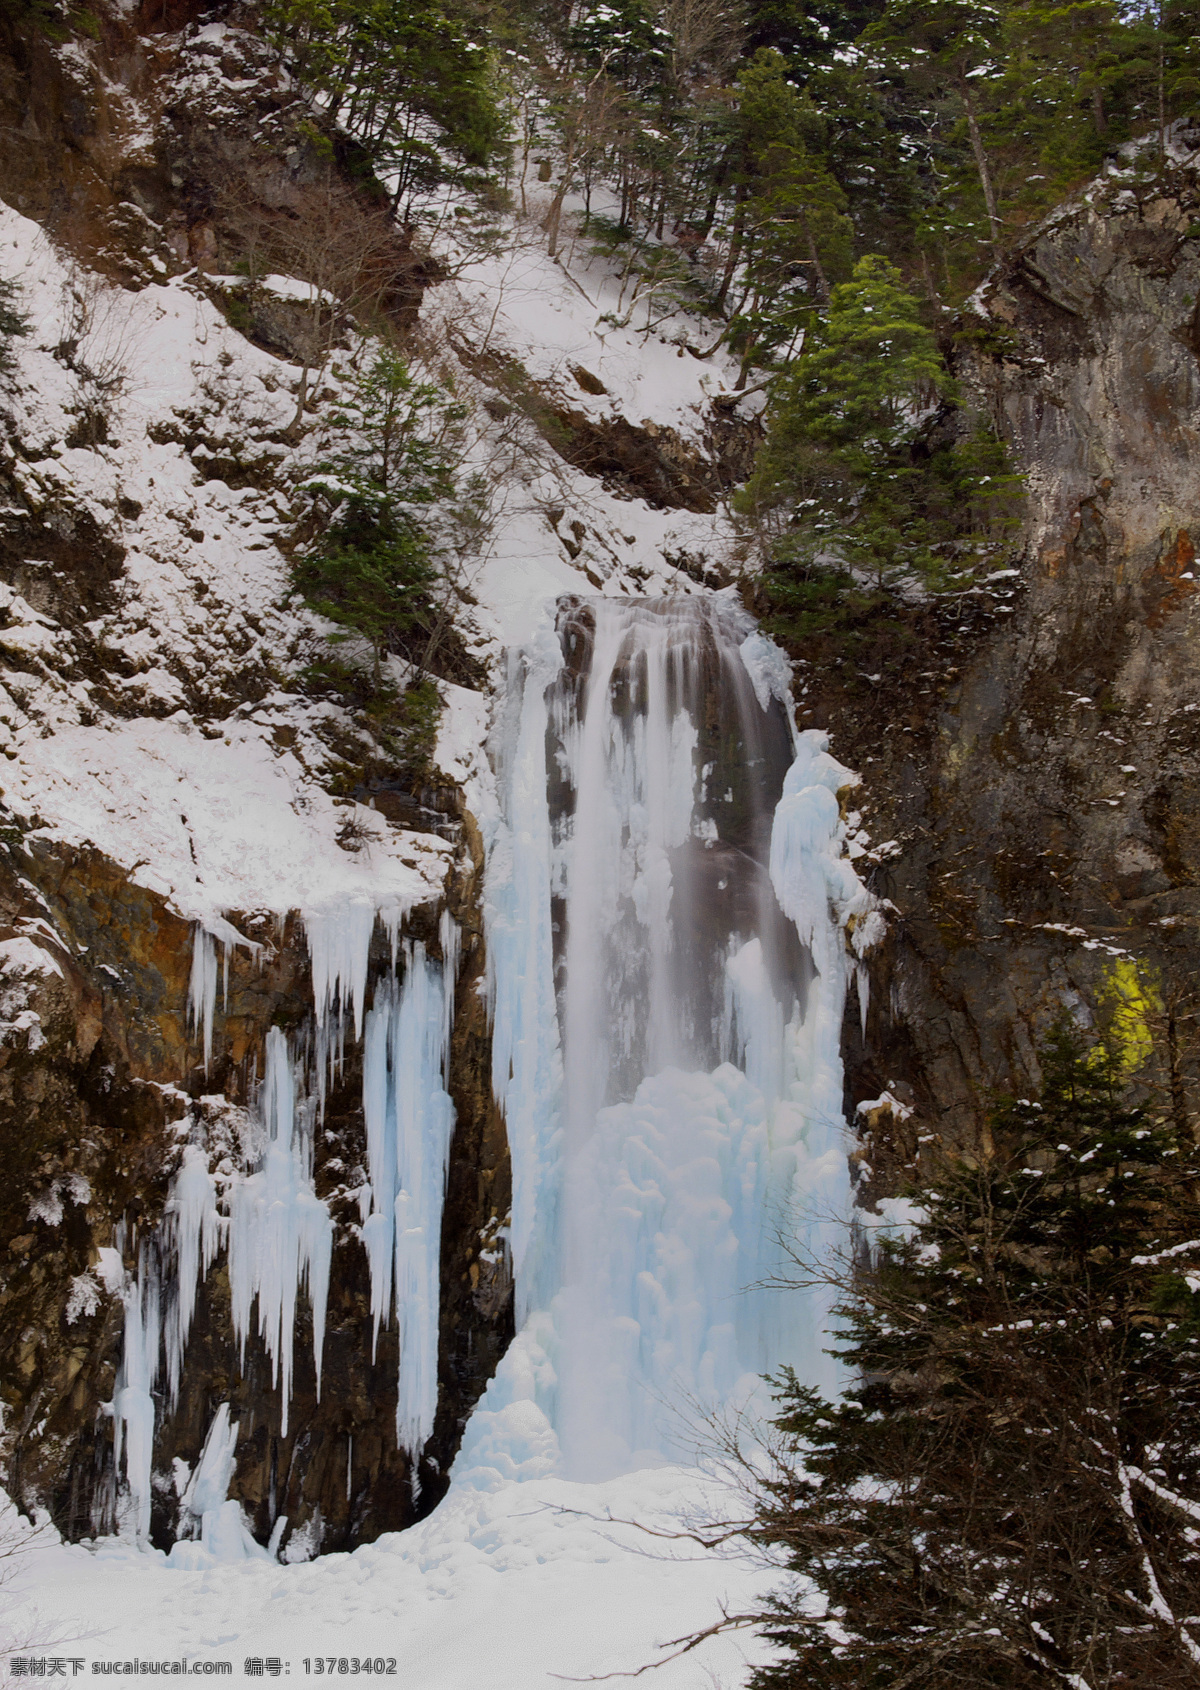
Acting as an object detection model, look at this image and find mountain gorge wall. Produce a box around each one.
[830,152,1200,1186]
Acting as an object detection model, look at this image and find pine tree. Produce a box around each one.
[293,349,463,681]
[862,0,1010,248]
[738,254,1019,591]
[746,1024,1200,1689]
[263,0,501,195]
[730,50,854,358]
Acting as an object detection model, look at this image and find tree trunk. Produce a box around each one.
[733,334,757,391]
[803,220,829,302]
[699,151,730,236]
[287,358,312,439]
[545,138,578,258]
[714,181,747,313]
[959,79,1002,246]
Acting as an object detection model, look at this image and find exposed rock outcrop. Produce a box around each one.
[826,153,1200,1179]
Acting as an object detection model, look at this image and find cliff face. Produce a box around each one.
[833,152,1200,1179]
[0,825,513,1554]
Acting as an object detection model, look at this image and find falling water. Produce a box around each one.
[471,593,871,1483]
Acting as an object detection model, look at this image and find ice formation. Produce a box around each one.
[108,907,460,1539]
[106,588,870,1546]
[169,1403,272,1568]
[361,941,457,1456]
[187,921,264,1074]
[111,1243,162,1542]
[473,594,871,1483]
[226,1028,333,1437]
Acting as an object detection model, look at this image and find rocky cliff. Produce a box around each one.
[825,147,1200,1187]
[0,2,518,1554]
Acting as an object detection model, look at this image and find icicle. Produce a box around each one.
[186,920,263,1071]
[438,909,460,1071]
[724,937,787,1105]
[305,898,379,1041]
[227,1029,333,1437]
[162,1145,223,1403]
[360,945,456,1457]
[361,1001,396,1355]
[179,1402,238,1527]
[187,927,217,1072]
[112,1244,161,1542]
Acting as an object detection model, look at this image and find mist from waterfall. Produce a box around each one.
[470,592,869,1484]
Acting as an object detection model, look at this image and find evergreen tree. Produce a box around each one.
[739,254,1019,590]
[730,50,854,348]
[861,0,1010,249]
[263,0,502,194]
[746,1024,1200,1689]
[293,349,464,680]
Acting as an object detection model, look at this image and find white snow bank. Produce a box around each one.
[6,714,449,925]
[4,1467,776,1687]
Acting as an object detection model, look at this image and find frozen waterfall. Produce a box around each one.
[104,588,870,1546]
[472,593,870,1483]
[108,914,459,1543]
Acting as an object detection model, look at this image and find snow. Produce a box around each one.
[7,715,451,931]
[3,1467,774,1685]
[0,199,455,937]
[0,936,63,979]
[434,216,746,437]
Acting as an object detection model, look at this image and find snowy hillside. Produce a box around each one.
[0,184,748,934]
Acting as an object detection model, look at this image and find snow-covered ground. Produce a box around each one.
[5,1467,777,1686]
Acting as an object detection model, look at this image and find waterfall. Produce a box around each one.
[104,589,872,1542]
[471,593,871,1483]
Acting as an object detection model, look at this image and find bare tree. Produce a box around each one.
[220,168,425,437]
